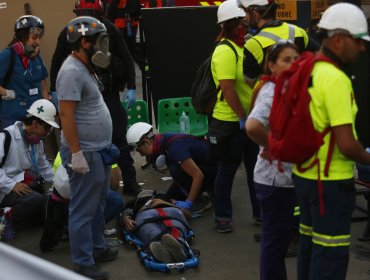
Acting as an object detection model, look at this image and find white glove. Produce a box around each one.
[71,151,89,174]
[2,90,15,100]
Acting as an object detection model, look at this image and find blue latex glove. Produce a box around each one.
[175,199,193,210]
[50,91,58,112]
[125,89,136,110]
[239,116,247,130]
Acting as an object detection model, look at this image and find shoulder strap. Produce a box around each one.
[0,130,11,168]
[217,40,239,62]
[2,47,15,88]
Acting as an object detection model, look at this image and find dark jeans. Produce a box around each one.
[212,129,260,222]
[0,191,46,225]
[102,88,137,186]
[255,183,296,280]
[166,162,217,201]
[293,175,355,280]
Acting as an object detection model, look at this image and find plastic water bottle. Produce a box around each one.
[179,111,190,134]
[0,211,6,236]
[1,207,15,240]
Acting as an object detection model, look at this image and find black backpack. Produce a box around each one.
[191,40,238,115]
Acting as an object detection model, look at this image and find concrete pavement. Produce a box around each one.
[4,154,370,279]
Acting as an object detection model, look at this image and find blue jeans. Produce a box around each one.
[60,145,111,266]
[293,175,355,280]
[255,183,296,280]
[104,190,124,223]
[167,162,217,201]
[213,130,260,222]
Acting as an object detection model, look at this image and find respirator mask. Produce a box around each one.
[91,33,111,69]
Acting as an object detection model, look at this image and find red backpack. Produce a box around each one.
[268,51,338,215]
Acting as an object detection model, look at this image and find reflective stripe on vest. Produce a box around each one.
[257,24,296,43]
[299,223,313,236]
[312,231,351,247]
[294,206,300,216]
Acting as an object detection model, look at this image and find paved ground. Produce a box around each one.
[4,155,370,280]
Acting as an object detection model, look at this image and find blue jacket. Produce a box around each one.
[0,47,48,121]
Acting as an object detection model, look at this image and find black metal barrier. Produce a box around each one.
[140,6,219,125]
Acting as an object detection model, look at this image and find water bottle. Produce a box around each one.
[179,111,190,134]
[2,207,15,240]
[0,211,5,236]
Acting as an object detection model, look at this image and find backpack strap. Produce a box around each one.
[0,130,11,168]
[217,40,239,62]
[214,40,239,102]
[2,47,15,88]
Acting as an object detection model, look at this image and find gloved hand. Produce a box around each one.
[175,199,193,210]
[239,116,247,130]
[71,151,89,174]
[125,89,136,110]
[49,91,58,112]
[2,89,15,100]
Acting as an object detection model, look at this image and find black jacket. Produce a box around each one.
[49,17,136,92]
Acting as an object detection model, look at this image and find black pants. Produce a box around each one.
[102,87,137,186]
[0,191,46,225]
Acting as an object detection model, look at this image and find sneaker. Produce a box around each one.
[190,196,212,214]
[216,221,233,233]
[162,234,187,262]
[149,241,174,263]
[123,182,143,196]
[93,246,118,263]
[74,264,109,280]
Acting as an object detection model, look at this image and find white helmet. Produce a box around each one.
[126,122,152,147]
[238,0,270,8]
[217,0,246,24]
[27,99,60,128]
[318,3,370,41]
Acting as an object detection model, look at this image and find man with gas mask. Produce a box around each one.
[0,15,49,130]
[237,0,319,88]
[56,16,117,280]
[50,0,142,196]
[0,99,59,238]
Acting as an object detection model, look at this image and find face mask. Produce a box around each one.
[26,134,40,144]
[231,25,247,47]
[91,34,111,69]
[24,45,39,57]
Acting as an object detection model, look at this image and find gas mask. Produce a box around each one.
[91,33,111,69]
[24,45,39,57]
